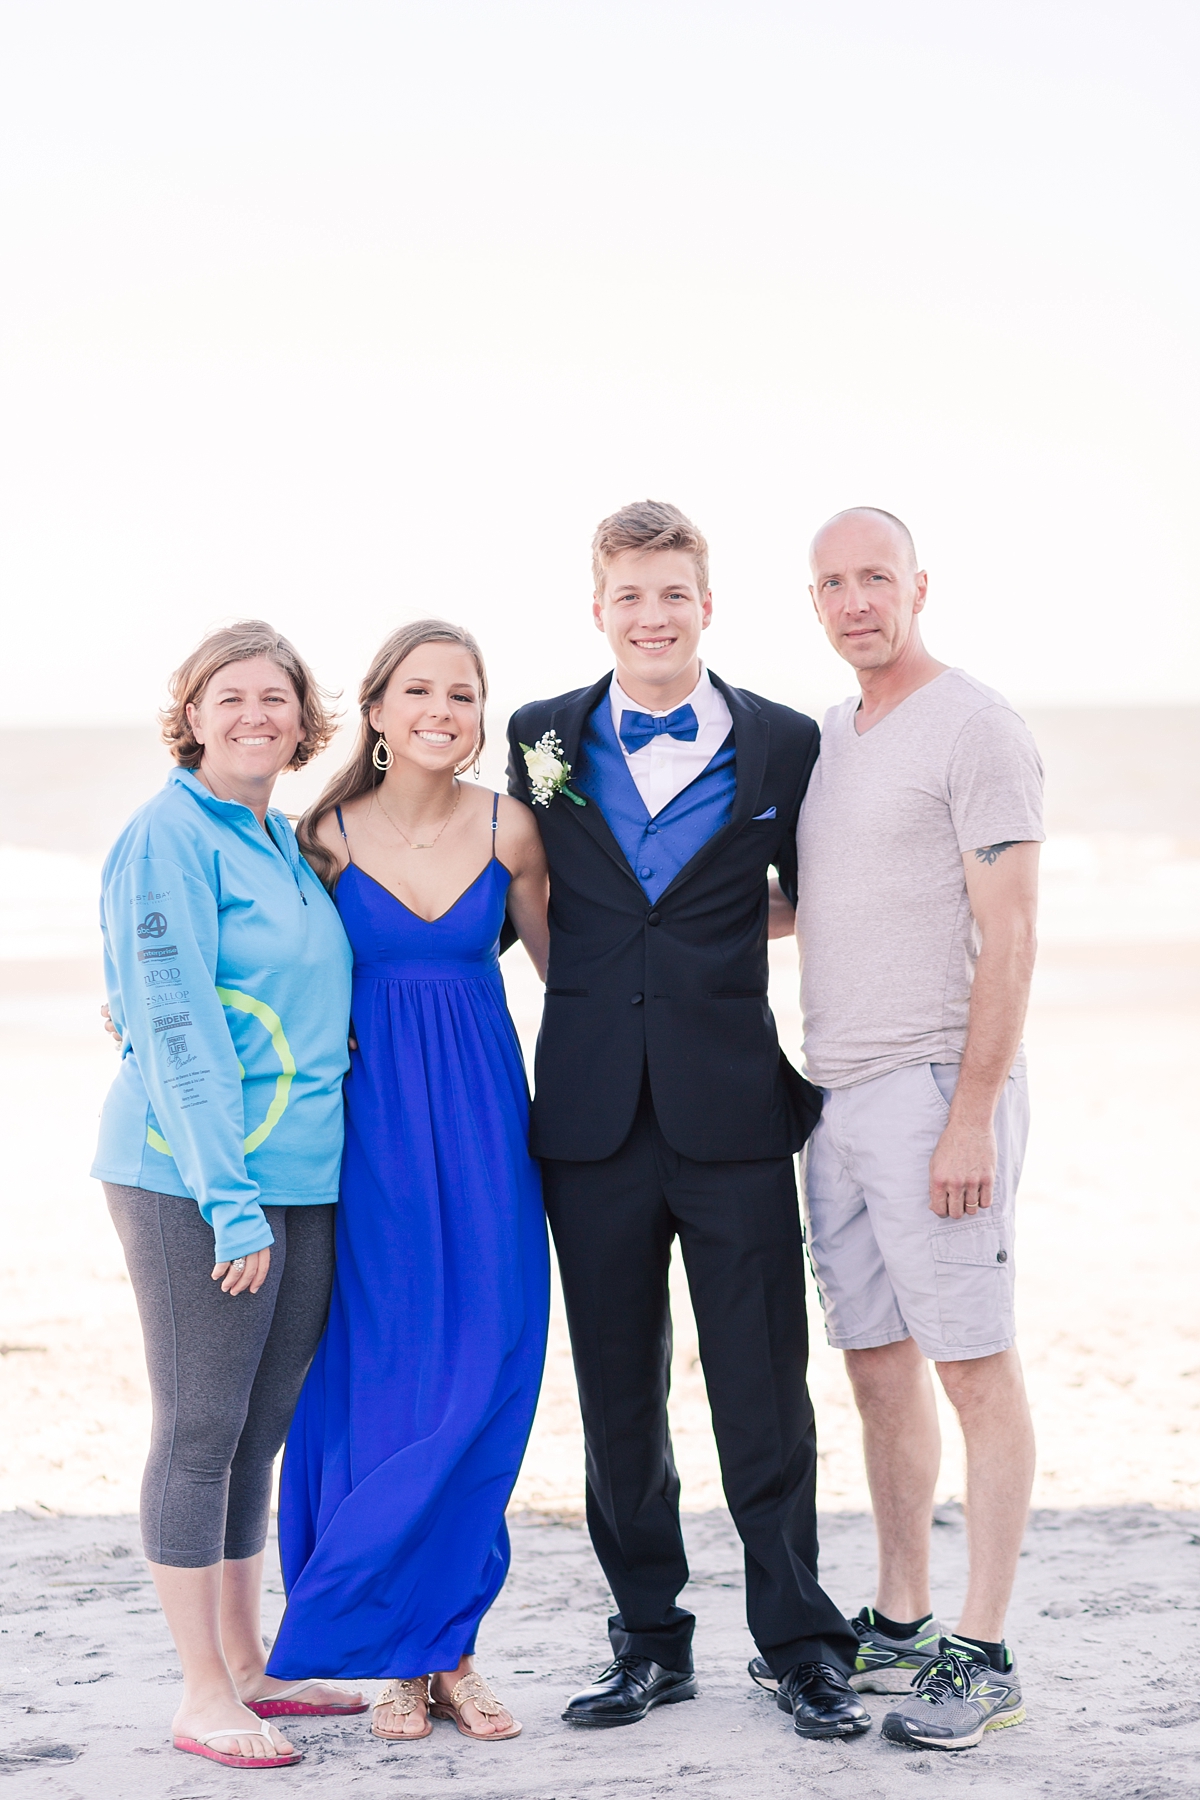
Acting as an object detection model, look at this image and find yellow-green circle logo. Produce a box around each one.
[147,988,295,1160]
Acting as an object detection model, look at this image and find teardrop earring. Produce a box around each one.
[458,735,483,779]
[372,735,394,771]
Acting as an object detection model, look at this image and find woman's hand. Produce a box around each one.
[212,1249,271,1296]
[105,1003,270,1296]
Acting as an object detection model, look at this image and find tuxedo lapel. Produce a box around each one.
[547,674,642,885]
[655,674,769,903]
[548,673,611,772]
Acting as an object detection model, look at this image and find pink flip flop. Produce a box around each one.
[173,1726,303,1769]
[247,1678,369,1718]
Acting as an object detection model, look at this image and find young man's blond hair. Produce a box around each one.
[591,499,709,595]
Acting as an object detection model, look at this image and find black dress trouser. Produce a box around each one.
[541,1079,858,1679]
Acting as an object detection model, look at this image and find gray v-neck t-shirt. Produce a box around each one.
[794,668,1044,1089]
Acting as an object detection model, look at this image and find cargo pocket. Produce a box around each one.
[930,1219,1014,1349]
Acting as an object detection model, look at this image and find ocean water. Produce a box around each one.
[2,709,1196,973]
[2,711,1197,1518]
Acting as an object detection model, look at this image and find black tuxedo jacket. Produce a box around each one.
[506,671,822,1163]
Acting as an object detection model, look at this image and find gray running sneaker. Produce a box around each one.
[850,1607,943,1694]
[881,1637,1024,1750]
[747,1656,779,1693]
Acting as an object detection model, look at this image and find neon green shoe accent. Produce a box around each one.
[144,988,296,1160]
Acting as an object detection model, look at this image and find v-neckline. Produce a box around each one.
[850,667,954,738]
[343,858,500,925]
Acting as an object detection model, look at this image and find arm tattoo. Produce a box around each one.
[974,841,1020,865]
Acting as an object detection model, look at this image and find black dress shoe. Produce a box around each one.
[777,1662,871,1738]
[562,1655,698,1727]
[748,1655,779,1693]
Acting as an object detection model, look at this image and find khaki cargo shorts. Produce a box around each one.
[801,1060,1029,1362]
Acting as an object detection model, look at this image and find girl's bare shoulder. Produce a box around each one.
[493,790,546,869]
[495,790,541,836]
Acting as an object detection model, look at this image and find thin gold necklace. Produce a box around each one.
[374,780,461,850]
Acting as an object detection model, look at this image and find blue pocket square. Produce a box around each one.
[751,806,777,821]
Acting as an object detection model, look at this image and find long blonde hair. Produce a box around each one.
[298,619,488,888]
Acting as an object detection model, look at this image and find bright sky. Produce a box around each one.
[1,0,1196,728]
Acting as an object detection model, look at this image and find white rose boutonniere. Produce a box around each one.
[521,732,587,808]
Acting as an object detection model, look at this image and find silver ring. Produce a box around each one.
[232,1257,247,1271]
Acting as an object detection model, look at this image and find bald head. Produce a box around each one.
[809,507,918,573]
[807,506,930,678]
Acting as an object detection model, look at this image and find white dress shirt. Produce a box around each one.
[609,665,733,819]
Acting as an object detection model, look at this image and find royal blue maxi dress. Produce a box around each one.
[267,803,549,1680]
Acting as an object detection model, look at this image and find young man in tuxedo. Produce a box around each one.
[507,500,865,1740]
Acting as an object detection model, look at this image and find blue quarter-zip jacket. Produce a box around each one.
[92,768,353,1261]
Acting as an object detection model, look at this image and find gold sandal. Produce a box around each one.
[370,1677,432,1741]
[429,1669,521,1740]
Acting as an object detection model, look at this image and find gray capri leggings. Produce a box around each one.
[104,1185,334,1569]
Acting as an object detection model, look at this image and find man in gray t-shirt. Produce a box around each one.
[797,667,1043,1087]
[769,507,1041,1752]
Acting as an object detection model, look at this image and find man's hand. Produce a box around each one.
[767,876,797,940]
[929,1114,997,1217]
[101,1002,122,1045]
[928,840,1038,1217]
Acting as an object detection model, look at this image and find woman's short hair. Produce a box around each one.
[161,620,336,771]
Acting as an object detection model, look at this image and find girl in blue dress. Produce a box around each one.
[268,621,551,1742]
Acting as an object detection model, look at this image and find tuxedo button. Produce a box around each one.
[630,993,644,1005]
[646,824,659,835]
[639,866,653,878]
[646,911,661,926]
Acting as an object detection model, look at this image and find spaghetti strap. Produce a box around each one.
[334,803,354,870]
[490,791,499,859]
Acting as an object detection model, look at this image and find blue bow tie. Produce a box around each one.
[618,703,699,754]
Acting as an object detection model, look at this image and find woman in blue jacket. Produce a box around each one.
[93,622,364,1770]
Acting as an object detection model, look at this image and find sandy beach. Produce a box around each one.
[3,1501,1198,1799]
[3,0,1198,1780]
[1,709,1198,1791]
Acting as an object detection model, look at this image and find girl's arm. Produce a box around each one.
[495,795,549,981]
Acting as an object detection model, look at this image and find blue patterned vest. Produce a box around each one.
[573,696,737,903]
